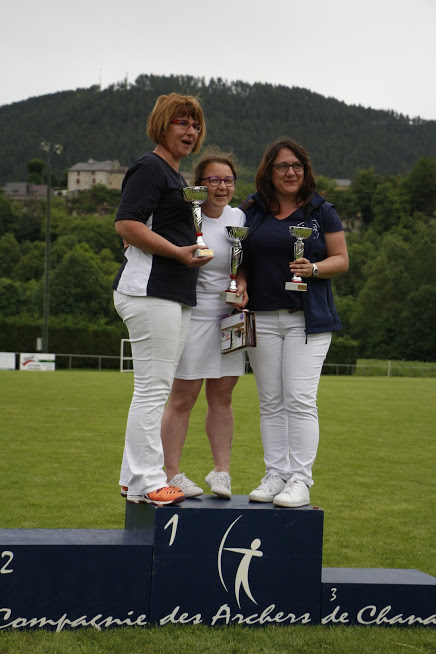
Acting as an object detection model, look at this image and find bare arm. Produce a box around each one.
[115,220,213,268]
[290,230,349,279]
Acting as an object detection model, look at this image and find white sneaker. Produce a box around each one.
[249,474,286,502]
[168,473,203,498]
[205,471,231,498]
[273,479,310,508]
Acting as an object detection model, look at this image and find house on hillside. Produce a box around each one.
[335,179,351,189]
[67,159,127,194]
[3,182,47,199]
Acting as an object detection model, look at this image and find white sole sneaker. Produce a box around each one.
[168,473,203,498]
[205,471,231,498]
[273,480,310,508]
[126,486,185,506]
[249,474,286,503]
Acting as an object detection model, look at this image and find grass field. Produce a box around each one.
[0,371,435,653]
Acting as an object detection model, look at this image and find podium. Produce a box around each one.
[321,568,436,626]
[0,496,434,630]
[0,529,152,630]
[126,496,323,625]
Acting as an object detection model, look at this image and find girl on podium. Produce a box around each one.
[161,148,247,499]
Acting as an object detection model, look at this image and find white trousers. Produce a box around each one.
[247,310,331,487]
[114,291,191,494]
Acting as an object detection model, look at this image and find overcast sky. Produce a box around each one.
[1,0,435,120]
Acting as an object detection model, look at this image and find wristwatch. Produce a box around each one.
[311,263,319,277]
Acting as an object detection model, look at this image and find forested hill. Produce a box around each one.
[1,74,435,184]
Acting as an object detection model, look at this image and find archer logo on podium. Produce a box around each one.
[217,515,264,608]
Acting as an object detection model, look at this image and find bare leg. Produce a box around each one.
[204,376,239,473]
[161,378,203,481]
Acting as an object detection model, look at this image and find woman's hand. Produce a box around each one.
[234,272,249,308]
[289,257,313,278]
[175,244,214,268]
[232,283,249,309]
[115,221,213,268]
[289,231,349,279]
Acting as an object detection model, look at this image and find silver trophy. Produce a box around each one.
[220,226,249,303]
[183,186,214,257]
[285,225,313,292]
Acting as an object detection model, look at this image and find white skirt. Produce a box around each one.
[175,316,246,379]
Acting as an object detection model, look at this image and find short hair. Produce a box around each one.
[147,93,206,154]
[194,146,238,185]
[255,138,316,214]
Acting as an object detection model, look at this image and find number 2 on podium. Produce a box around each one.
[1,551,14,574]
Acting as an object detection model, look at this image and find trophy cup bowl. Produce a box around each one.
[285,225,313,292]
[220,225,250,303]
[183,186,214,257]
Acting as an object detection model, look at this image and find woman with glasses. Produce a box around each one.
[113,93,213,506]
[238,138,348,508]
[160,147,247,499]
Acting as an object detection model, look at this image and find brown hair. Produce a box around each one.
[147,93,206,154]
[255,138,316,214]
[194,146,238,185]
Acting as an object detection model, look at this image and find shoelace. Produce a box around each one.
[214,472,230,488]
[263,475,282,490]
[154,487,181,495]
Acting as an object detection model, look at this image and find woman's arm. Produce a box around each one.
[290,230,349,279]
[115,220,213,268]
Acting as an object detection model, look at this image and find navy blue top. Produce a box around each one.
[241,191,344,334]
[113,152,198,306]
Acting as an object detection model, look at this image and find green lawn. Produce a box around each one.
[0,371,435,653]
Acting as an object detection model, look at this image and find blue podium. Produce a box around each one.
[126,496,324,625]
[0,529,152,630]
[321,568,436,626]
[0,495,434,630]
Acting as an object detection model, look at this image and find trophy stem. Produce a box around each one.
[219,226,250,304]
[285,226,312,292]
[183,186,214,258]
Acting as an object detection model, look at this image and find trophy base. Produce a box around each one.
[194,248,214,258]
[219,291,243,304]
[285,281,307,292]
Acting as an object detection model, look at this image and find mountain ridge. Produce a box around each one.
[1,74,435,185]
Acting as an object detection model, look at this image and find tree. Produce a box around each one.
[49,244,113,322]
[13,241,44,282]
[350,222,435,359]
[397,285,436,361]
[0,233,20,277]
[0,193,21,237]
[348,167,380,226]
[0,278,24,318]
[371,180,410,234]
[404,157,436,214]
[26,158,46,185]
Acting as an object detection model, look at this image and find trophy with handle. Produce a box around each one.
[220,226,249,303]
[183,186,214,257]
[285,225,313,292]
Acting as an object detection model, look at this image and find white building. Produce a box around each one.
[67,159,127,194]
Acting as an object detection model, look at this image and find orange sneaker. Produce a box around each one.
[127,486,185,506]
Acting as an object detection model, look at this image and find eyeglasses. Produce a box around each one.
[272,162,304,173]
[170,119,202,133]
[200,176,237,187]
